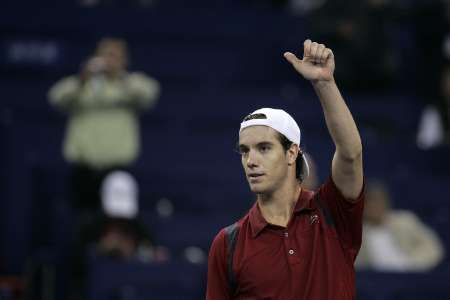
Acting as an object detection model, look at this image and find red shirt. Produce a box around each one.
[206,177,364,300]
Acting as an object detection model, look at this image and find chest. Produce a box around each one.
[233,213,350,299]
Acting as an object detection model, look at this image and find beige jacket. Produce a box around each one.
[49,72,160,169]
[356,210,444,271]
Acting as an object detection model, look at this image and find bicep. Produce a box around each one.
[331,150,363,201]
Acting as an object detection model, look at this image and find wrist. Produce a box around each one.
[311,77,335,89]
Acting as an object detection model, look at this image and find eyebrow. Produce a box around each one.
[237,141,274,149]
[256,141,273,147]
[236,142,248,151]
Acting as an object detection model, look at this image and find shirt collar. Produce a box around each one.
[293,189,316,213]
[249,188,316,238]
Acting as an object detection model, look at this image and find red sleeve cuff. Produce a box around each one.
[327,175,365,206]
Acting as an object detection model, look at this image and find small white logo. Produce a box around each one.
[310,214,319,225]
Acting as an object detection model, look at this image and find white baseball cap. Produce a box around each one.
[101,171,138,219]
[239,107,309,181]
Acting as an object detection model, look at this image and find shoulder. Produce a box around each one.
[127,71,147,78]
[126,72,157,83]
[318,176,365,204]
[223,221,241,246]
[52,75,80,87]
[209,222,237,261]
[211,217,247,250]
[48,75,82,101]
[388,210,423,226]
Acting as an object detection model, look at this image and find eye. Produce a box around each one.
[237,146,249,155]
[259,144,271,153]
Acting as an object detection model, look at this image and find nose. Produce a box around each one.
[246,149,259,169]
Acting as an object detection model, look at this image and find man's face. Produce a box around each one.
[363,188,389,225]
[96,41,127,74]
[238,126,293,194]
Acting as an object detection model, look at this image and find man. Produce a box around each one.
[48,37,160,212]
[356,180,444,272]
[206,39,364,299]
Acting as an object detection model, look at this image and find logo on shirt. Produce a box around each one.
[310,214,319,225]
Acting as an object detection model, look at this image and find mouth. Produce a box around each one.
[248,173,265,182]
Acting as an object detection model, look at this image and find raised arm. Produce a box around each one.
[48,76,82,111]
[284,39,363,201]
[47,57,99,111]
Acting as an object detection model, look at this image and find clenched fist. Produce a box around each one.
[284,39,335,83]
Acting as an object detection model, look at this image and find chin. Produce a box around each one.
[250,187,263,194]
[248,183,270,194]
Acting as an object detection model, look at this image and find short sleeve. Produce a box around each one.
[318,176,365,262]
[206,229,231,300]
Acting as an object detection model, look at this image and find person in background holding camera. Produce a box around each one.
[48,37,160,217]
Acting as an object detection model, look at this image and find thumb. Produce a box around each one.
[283,52,302,66]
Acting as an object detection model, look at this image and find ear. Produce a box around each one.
[286,144,299,165]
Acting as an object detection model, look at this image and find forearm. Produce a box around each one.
[313,80,362,159]
[285,39,363,199]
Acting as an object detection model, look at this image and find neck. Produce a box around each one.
[257,179,301,227]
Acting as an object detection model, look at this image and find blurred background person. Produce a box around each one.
[96,171,168,263]
[69,171,168,300]
[415,0,450,149]
[417,66,450,149]
[48,37,160,218]
[356,180,445,272]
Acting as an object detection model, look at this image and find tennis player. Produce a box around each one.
[206,39,364,300]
